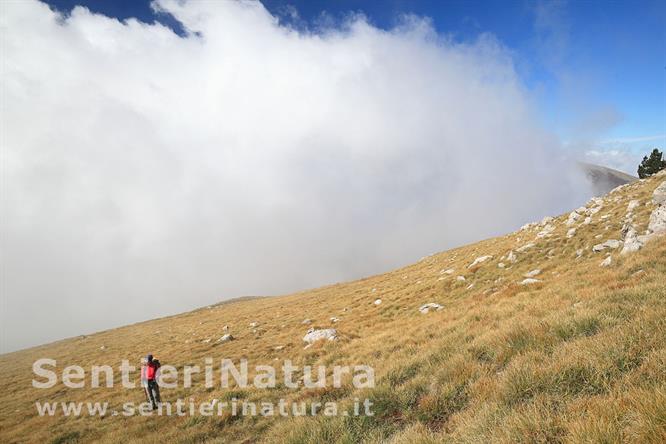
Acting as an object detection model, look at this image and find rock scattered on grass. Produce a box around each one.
[536,224,555,238]
[419,303,443,314]
[516,243,535,253]
[218,334,234,343]
[468,255,493,267]
[592,239,622,252]
[621,227,643,255]
[303,328,337,344]
[652,181,666,205]
[627,199,640,212]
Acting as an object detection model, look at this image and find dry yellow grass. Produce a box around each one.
[1,174,665,444]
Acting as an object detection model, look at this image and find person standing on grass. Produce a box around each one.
[140,356,149,403]
[141,354,161,409]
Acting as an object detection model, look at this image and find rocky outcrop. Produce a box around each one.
[468,255,493,267]
[653,181,666,205]
[516,243,535,253]
[303,328,337,344]
[621,227,643,255]
[592,239,622,252]
[566,212,579,226]
[536,224,555,238]
[648,205,666,234]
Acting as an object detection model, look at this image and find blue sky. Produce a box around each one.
[44,0,665,173]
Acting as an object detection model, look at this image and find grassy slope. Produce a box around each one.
[1,175,665,444]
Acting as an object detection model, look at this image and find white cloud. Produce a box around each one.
[582,134,666,174]
[1,0,591,351]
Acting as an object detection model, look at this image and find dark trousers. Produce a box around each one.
[145,380,161,408]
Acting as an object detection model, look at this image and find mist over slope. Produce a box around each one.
[1,0,593,351]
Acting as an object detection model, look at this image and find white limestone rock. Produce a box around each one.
[621,227,643,255]
[303,328,337,344]
[419,303,443,314]
[524,269,541,278]
[566,211,581,226]
[536,224,555,238]
[653,181,666,205]
[627,200,640,212]
[516,243,535,253]
[218,334,234,343]
[592,239,622,252]
[469,255,493,267]
[648,205,666,234]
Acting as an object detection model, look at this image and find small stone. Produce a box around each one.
[419,303,443,314]
[524,269,541,278]
[218,334,234,343]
